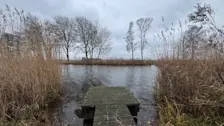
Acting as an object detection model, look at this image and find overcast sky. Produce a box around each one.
[0,0,223,59]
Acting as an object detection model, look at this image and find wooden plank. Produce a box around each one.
[82,86,139,107]
[81,86,139,126]
[93,104,136,126]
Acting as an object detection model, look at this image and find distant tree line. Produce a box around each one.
[1,2,222,61]
[0,5,111,61]
[124,2,224,60]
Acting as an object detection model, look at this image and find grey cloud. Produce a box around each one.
[0,0,223,59]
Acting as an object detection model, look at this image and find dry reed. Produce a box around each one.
[156,59,224,125]
[0,55,61,124]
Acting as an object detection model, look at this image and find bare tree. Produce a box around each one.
[53,16,76,61]
[188,3,222,33]
[125,21,137,60]
[75,16,93,59]
[42,20,60,59]
[184,25,205,59]
[75,17,110,59]
[188,3,224,57]
[88,22,99,59]
[96,27,111,58]
[136,17,153,60]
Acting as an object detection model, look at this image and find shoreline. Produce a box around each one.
[59,59,155,66]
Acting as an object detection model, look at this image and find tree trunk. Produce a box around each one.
[66,47,69,61]
[97,48,101,59]
[85,51,88,59]
[141,49,143,60]
[90,49,94,59]
[85,50,88,59]
[85,45,88,59]
[131,50,134,60]
[140,37,144,60]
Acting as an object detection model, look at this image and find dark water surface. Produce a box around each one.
[52,65,159,126]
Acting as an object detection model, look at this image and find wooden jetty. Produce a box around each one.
[81,86,140,126]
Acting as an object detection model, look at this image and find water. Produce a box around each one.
[52,65,159,126]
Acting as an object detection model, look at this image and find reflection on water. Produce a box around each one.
[52,65,159,126]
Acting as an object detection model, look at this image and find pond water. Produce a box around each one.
[52,65,159,126]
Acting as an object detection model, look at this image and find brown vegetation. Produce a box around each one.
[156,59,224,125]
[0,56,61,124]
[155,3,224,125]
[60,59,154,66]
[0,5,61,124]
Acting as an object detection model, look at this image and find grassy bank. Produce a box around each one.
[60,59,155,66]
[0,56,61,125]
[156,59,224,126]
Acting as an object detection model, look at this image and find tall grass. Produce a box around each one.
[0,5,61,124]
[0,55,61,124]
[154,3,224,125]
[156,59,224,125]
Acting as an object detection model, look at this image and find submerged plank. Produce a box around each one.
[81,86,139,126]
[82,86,139,106]
[93,104,136,126]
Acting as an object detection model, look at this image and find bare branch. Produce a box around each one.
[53,16,76,61]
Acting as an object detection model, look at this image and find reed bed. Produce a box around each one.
[0,55,61,125]
[156,59,224,126]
